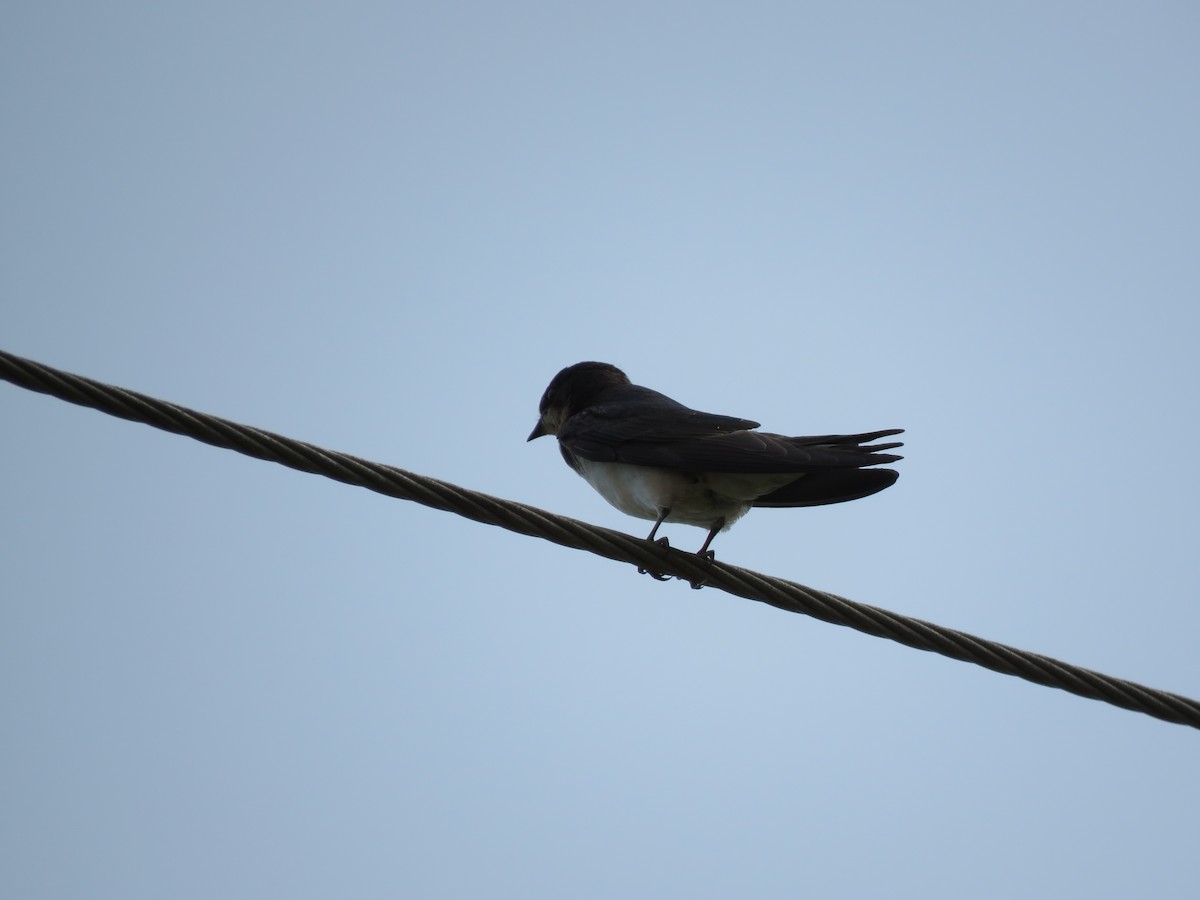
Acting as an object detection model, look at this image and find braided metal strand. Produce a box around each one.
[3,348,1197,730]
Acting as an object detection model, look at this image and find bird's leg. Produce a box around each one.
[689,519,724,589]
[645,507,671,547]
[638,507,673,580]
[696,519,723,561]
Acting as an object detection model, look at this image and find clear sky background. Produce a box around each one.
[3,3,1198,898]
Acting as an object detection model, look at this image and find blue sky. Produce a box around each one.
[3,3,1198,898]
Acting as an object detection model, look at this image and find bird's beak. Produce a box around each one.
[527,418,548,442]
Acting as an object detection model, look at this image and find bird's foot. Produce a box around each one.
[638,536,672,580]
[688,549,715,589]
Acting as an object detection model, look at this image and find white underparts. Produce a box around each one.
[574,459,799,531]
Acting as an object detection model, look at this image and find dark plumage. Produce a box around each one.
[528,361,903,558]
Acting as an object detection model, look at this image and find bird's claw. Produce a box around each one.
[638,536,673,580]
[639,569,672,581]
[637,535,713,586]
[688,550,715,589]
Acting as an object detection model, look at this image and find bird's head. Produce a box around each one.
[527,361,629,441]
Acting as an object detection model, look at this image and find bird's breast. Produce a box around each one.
[573,459,796,529]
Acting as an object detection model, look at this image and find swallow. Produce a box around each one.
[528,362,903,564]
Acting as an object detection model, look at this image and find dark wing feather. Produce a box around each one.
[559,385,903,475]
[598,429,903,473]
[558,385,759,461]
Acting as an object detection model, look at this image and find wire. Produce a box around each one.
[3,347,1198,730]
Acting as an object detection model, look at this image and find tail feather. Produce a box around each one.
[751,468,900,508]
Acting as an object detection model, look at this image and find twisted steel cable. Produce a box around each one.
[3,347,1198,730]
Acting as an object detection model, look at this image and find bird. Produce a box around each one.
[527,361,903,563]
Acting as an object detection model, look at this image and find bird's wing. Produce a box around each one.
[602,429,903,473]
[558,387,756,446]
[560,390,902,474]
